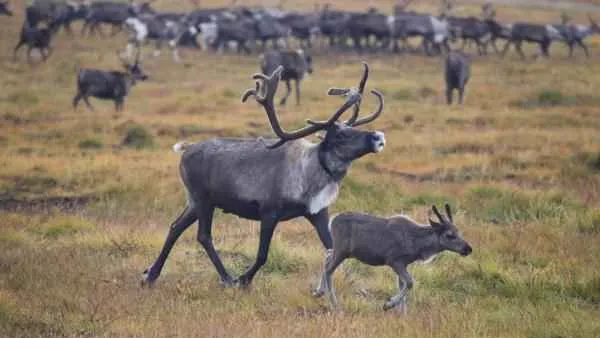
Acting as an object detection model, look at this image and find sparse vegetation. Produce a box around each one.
[78,138,104,150]
[513,90,600,108]
[0,0,599,337]
[122,124,155,149]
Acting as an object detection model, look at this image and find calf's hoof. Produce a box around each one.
[312,289,325,298]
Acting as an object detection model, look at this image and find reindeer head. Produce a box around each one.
[128,0,156,17]
[0,0,13,17]
[242,63,385,166]
[66,0,90,20]
[120,50,149,82]
[429,203,472,256]
[296,49,313,75]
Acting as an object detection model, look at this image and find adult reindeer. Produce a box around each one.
[142,63,386,288]
[556,15,600,58]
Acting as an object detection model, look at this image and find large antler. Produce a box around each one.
[242,66,361,148]
[321,62,384,128]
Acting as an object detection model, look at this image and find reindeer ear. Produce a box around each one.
[429,218,443,231]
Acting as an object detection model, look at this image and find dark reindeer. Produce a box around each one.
[260,49,313,106]
[142,63,386,288]
[14,18,60,64]
[556,15,600,58]
[72,51,148,112]
[502,22,564,59]
[25,0,88,35]
[81,0,155,37]
[314,204,472,312]
[445,51,470,105]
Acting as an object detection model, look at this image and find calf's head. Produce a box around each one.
[429,203,472,256]
[121,51,149,82]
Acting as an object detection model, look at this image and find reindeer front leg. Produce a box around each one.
[383,263,413,313]
[313,249,333,297]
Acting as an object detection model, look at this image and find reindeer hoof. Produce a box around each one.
[141,268,157,288]
[312,289,325,298]
[383,301,394,311]
[220,277,236,288]
[233,276,252,289]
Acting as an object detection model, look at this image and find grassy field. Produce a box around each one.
[1,1,600,337]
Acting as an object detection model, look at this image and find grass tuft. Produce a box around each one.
[30,216,95,239]
[464,186,580,225]
[122,124,155,149]
[78,138,103,150]
[513,90,600,108]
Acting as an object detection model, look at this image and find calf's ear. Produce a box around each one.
[428,218,444,232]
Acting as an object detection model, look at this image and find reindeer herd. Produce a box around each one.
[3,0,596,312]
[3,0,600,63]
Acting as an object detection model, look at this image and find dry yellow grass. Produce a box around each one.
[1,1,600,337]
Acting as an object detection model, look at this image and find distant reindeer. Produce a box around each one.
[72,51,148,112]
[14,19,60,63]
[82,0,156,37]
[446,16,491,55]
[314,203,472,312]
[141,63,386,288]
[124,13,199,62]
[25,0,88,35]
[260,49,313,105]
[445,51,470,105]
[556,15,600,58]
[0,0,13,16]
[502,22,564,59]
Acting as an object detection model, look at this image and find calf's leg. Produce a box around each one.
[383,263,413,312]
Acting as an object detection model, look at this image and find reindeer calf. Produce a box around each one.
[314,204,472,312]
[445,51,470,105]
[73,52,148,112]
[14,20,59,63]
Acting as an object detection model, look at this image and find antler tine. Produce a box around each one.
[432,205,446,223]
[345,62,369,125]
[357,62,369,94]
[348,90,384,127]
[445,203,453,223]
[305,93,361,127]
[241,80,260,103]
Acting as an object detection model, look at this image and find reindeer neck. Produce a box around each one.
[317,146,349,181]
[409,226,443,262]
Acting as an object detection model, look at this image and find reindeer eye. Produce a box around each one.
[445,233,457,240]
